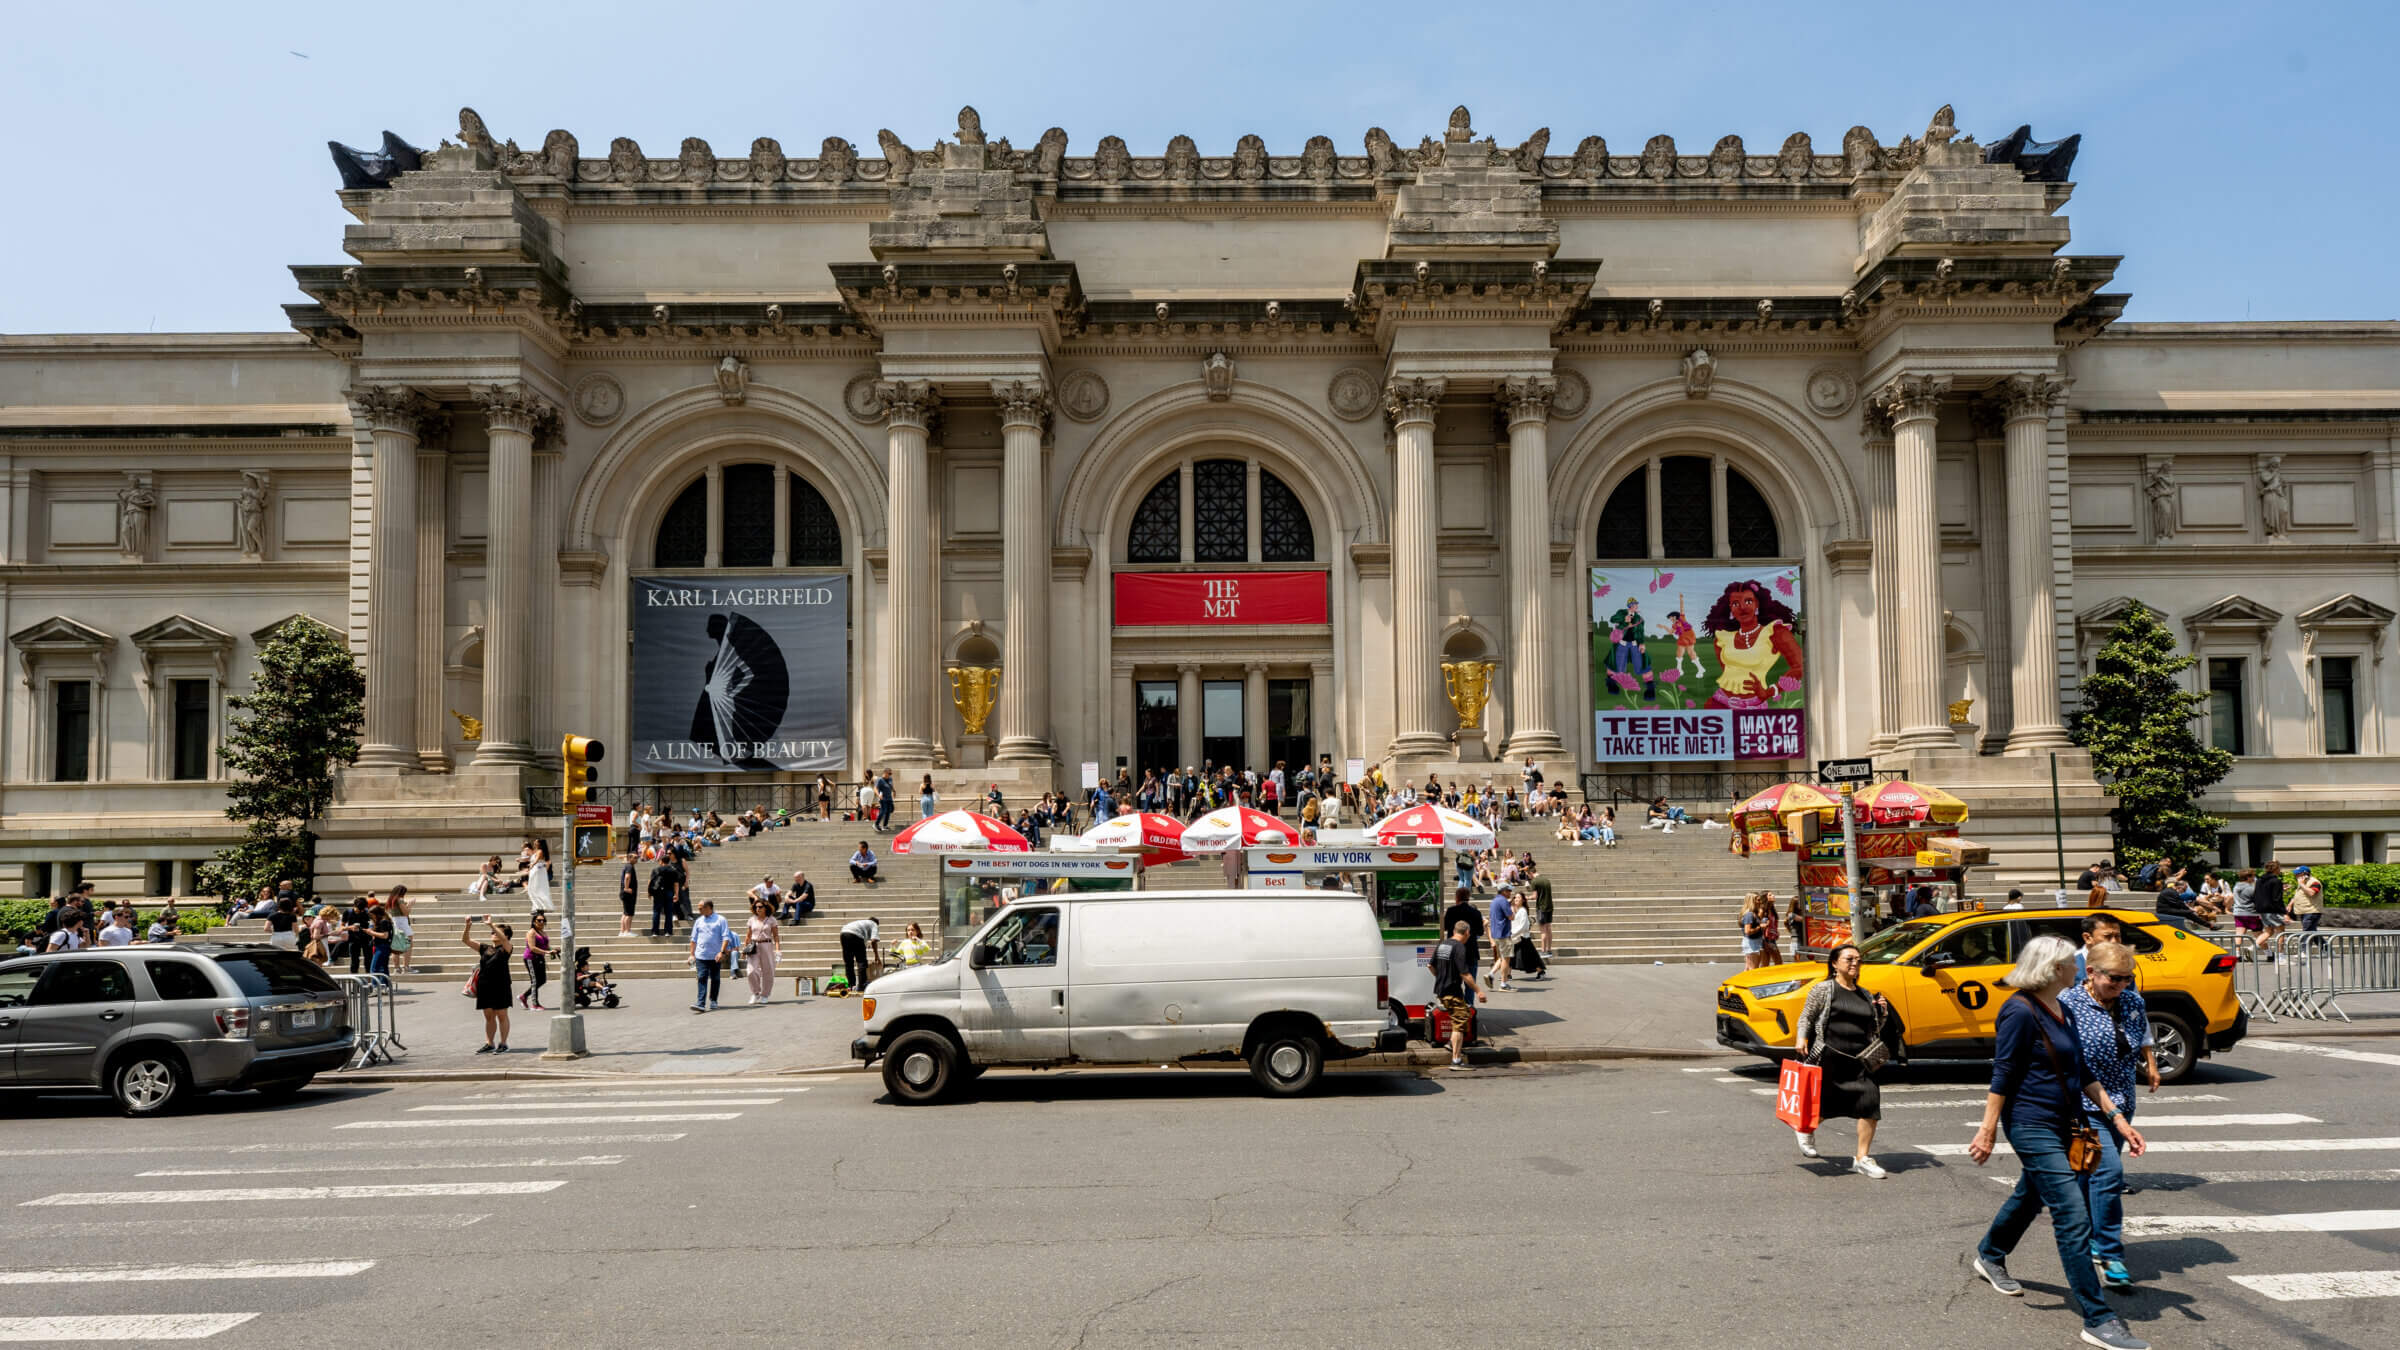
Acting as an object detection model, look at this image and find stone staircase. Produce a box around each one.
[1487,814,1782,965]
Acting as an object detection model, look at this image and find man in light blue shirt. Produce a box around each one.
[687,899,732,1011]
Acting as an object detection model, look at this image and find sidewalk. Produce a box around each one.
[343,961,2400,1083]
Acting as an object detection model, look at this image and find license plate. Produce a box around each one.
[288,1008,320,1030]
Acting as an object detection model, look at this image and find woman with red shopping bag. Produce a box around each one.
[1790,943,1902,1178]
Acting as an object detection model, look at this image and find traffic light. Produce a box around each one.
[562,734,605,806]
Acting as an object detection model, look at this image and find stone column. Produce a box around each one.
[1874,374,1955,756]
[876,380,940,764]
[1385,377,1449,761]
[1176,663,1202,771]
[771,468,791,567]
[530,447,563,763]
[1243,661,1269,770]
[1862,405,1899,753]
[351,386,438,768]
[2003,374,2073,752]
[1499,376,1566,760]
[702,464,724,569]
[1309,661,1334,766]
[993,380,1053,764]
[414,445,450,770]
[472,384,553,768]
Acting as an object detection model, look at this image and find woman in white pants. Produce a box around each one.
[525,838,554,921]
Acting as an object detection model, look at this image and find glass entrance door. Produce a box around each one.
[1134,681,1179,780]
[1201,680,1244,772]
[1267,678,1311,776]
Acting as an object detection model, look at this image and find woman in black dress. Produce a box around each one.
[1792,942,1902,1179]
[461,916,515,1053]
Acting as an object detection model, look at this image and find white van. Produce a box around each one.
[851,889,1404,1102]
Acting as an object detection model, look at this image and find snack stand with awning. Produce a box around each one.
[1734,779,1976,956]
[1229,840,1449,1036]
[935,853,1145,934]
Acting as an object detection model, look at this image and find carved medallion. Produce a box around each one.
[1804,365,1859,418]
[1550,369,1591,418]
[1326,367,1380,422]
[842,372,886,424]
[1057,369,1110,423]
[570,373,625,427]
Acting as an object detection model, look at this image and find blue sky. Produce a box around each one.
[3,0,2394,332]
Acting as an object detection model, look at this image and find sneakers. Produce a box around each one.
[1973,1256,2023,1296]
[707,1000,720,1011]
[473,1044,494,1055]
[2095,1257,2134,1288]
[1852,1155,1887,1180]
[1449,1058,1469,1071]
[1795,1130,1820,1158]
[690,1002,707,1012]
[2079,1318,2149,1350]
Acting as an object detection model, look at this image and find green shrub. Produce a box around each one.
[0,897,228,944]
[2306,865,2400,908]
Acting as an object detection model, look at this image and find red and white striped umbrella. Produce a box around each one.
[1075,811,1190,865]
[890,810,1030,854]
[1369,803,1495,851]
[1179,805,1298,853]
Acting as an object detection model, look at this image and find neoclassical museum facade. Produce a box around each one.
[4,103,2398,893]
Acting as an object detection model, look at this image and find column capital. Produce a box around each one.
[1244,659,1270,675]
[1498,375,1556,429]
[1176,661,1202,676]
[874,379,941,432]
[1859,400,1895,446]
[1384,376,1446,429]
[475,384,561,443]
[1999,373,2071,423]
[349,385,443,440]
[1871,373,1950,426]
[990,378,1049,431]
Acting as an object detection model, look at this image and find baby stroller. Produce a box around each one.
[572,948,621,1009]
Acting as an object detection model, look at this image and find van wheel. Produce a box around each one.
[2148,1011,2198,1084]
[111,1050,189,1117]
[881,1030,959,1104]
[1249,1030,1324,1096]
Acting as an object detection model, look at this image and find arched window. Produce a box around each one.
[1126,472,1180,563]
[1192,459,1247,562]
[651,465,845,569]
[1260,472,1314,563]
[1594,455,1781,560]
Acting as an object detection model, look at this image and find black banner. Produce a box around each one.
[630,574,848,773]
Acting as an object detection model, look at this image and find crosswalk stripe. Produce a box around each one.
[335,1114,737,1130]
[1991,1169,2400,1187]
[140,1156,623,1178]
[408,1100,779,1111]
[13,1214,490,1238]
[0,1260,373,1284]
[23,1181,567,1206]
[0,1314,257,1342]
[1951,1113,2320,1128]
[1885,1094,2232,1110]
[2245,1039,2400,1070]
[489,1087,812,1099]
[1919,1137,2400,1156]
[2230,1270,2400,1301]
[0,1134,684,1159]
[2126,1210,2400,1236]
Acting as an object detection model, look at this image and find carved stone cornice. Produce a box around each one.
[1384,377,1446,429]
[348,385,444,440]
[874,379,940,432]
[1999,373,2070,423]
[830,261,1084,345]
[1498,375,1556,428]
[1872,374,1950,425]
[476,384,561,444]
[991,379,1048,430]
[1349,259,1601,340]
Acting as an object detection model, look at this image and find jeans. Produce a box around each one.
[368,944,390,977]
[2083,1112,2127,1263]
[693,957,721,1005]
[650,901,675,938]
[1979,1119,2117,1328]
[1601,827,1616,844]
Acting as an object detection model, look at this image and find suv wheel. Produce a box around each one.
[111,1050,189,1117]
[2148,1011,2198,1084]
[881,1030,960,1105]
[1248,1029,1324,1096]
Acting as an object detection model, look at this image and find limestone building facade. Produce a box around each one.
[3,103,2396,894]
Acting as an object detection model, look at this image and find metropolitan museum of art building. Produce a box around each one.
[3,103,2397,893]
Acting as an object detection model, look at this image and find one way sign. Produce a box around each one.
[1817,757,1874,786]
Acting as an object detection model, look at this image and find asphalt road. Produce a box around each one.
[2,1036,2396,1349]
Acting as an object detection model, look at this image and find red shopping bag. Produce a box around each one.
[1775,1057,1822,1133]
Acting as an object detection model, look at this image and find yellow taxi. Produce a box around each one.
[1714,904,2246,1083]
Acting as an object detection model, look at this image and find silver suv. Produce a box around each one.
[0,943,354,1115]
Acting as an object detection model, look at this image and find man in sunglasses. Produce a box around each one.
[2062,941,2160,1292]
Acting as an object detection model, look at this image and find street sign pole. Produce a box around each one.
[545,808,586,1059]
[1840,784,1863,939]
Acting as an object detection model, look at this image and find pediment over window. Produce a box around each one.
[2076,595,2149,638]
[9,616,114,656]
[250,614,345,646]
[2296,593,2396,638]
[132,614,236,653]
[2184,595,2282,639]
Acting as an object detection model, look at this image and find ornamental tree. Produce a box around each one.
[2070,602,2233,865]
[198,618,364,901]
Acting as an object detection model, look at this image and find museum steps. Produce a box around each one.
[1486,816,1776,964]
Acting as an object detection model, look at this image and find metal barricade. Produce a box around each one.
[333,973,406,1069]
[2283,931,2400,1022]
[2192,930,2280,1022]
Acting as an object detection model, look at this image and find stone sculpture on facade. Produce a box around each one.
[2144,456,2180,542]
[1201,353,1236,402]
[116,474,156,558]
[236,472,271,560]
[1442,660,1498,731]
[947,666,1001,738]
[1683,349,1717,399]
[715,356,749,405]
[2258,454,2291,540]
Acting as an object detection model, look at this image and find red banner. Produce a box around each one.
[1113,571,1328,626]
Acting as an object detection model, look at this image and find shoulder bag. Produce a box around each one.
[1856,995,1893,1073]
[2031,1006,2104,1173]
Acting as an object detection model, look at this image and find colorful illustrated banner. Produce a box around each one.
[1113,571,1328,626]
[1590,564,1805,761]
[630,574,849,773]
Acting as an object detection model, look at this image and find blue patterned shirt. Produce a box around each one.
[2062,981,2151,1119]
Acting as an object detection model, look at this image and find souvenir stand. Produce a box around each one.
[1734,780,1974,957]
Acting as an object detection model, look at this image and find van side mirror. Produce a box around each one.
[967,943,991,970]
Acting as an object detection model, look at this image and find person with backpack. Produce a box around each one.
[648,853,686,938]
[1431,919,1483,1071]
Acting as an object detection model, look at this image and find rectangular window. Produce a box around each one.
[171,678,212,780]
[2206,658,2246,756]
[52,680,91,782]
[2321,656,2358,756]
[1200,679,1244,771]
